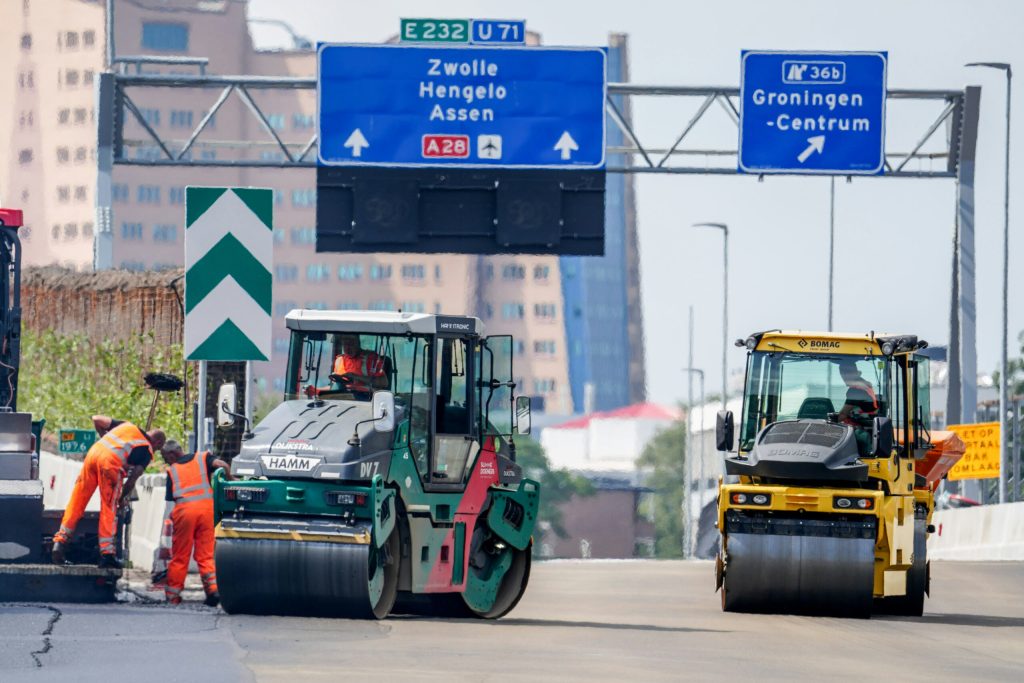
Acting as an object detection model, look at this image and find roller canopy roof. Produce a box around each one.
[285,310,484,336]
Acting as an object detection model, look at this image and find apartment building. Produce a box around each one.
[0,0,644,414]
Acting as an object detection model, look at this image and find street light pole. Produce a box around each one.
[693,222,729,411]
[828,178,836,332]
[967,62,1012,504]
[682,366,705,559]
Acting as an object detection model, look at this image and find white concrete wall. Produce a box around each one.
[542,415,677,473]
[929,501,1024,561]
[541,428,588,470]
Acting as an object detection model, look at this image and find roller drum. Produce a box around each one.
[216,534,396,619]
[722,532,875,617]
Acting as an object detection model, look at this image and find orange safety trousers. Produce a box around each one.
[165,500,218,601]
[54,450,123,555]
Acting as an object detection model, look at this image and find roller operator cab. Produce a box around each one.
[714,331,964,618]
[213,310,539,619]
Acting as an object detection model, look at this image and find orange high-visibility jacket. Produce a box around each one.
[95,422,152,471]
[168,451,214,505]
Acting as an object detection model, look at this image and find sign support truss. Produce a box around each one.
[606,85,965,177]
[105,73,968,178]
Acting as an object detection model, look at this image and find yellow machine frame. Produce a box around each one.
[718,330,932,600]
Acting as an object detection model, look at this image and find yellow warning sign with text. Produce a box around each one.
[946,422,1000,480]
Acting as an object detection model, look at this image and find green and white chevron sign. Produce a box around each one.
[185,187,273,361]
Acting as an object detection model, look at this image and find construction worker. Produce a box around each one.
[307,334,388,399]
[162,440,231,606]
[52,416,166,567]
[332,333,388,395]
[838,359,881,454]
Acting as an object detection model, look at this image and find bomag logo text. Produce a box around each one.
[768,448,819,459]
[808,340,841,349]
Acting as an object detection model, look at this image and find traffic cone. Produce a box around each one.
[150,516,173,588]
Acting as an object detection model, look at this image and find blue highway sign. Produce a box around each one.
[317,44,606,169]
[739,51,887,175]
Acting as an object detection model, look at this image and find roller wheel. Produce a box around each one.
[461,525,532,619]
[874,519,927,617]
[369,526,401,618]
[217,526,400,619]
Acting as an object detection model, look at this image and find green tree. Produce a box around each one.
[514,436,594,548]
[19,330,194,468]
[993,330,1024,398]
[637,417,687,558]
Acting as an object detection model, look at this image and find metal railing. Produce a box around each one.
[974,398,1023,504]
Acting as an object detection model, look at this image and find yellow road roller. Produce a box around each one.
[714,331,965,617]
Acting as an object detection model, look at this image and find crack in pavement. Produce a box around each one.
[8,604,63,668]
[214,612,257,682]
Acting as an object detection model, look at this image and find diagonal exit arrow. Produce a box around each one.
[797,135,826,163]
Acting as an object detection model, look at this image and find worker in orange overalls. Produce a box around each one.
[162,440,231,606]
[838,359,881,456]
[52,416,167,567]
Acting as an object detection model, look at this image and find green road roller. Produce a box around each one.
[213,310,539,619]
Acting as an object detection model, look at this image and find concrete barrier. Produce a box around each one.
[39,450,99,512]
[129,474,172,573]
[39,452,170,572]
[928,501,1024,561]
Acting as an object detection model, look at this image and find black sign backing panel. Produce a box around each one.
[316,167,605,255]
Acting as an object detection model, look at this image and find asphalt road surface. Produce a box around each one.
[2,560,1022,682]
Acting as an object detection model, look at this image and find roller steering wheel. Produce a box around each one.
[329,373,356,390]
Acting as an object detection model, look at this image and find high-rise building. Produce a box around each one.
[561,33,645,412]
[0,0,643,413]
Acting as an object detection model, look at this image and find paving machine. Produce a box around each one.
[714,330,966,617]
[0,208,122,602]
[213,310,539,619]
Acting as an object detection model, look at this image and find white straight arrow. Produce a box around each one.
[554,131,578,160]
[344,128,369,157]
[797,135,826,163]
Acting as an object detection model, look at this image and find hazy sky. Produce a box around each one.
[250,0,1023,407]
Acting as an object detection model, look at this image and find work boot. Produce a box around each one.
[51,542,66,565]
[97,554,123,569]
[204,592,220,608]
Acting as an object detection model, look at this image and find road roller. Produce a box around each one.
[213,310,539,619]
[714,330,965,617]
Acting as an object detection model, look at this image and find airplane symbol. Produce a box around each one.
[477,135,502,159]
